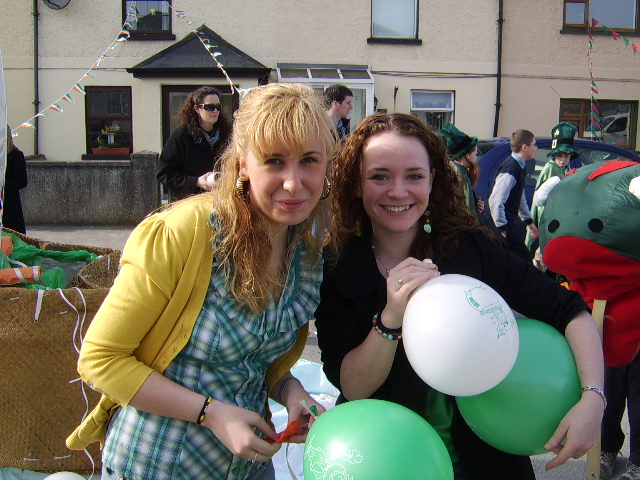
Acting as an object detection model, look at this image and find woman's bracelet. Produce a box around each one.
[196,396,213,424]
[277,375,298,404]
[372,313,402,341]
[581,385,607,409]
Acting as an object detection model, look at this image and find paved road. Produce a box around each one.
[26,225,631,479]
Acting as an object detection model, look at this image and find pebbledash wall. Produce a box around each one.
[22,151,161,225]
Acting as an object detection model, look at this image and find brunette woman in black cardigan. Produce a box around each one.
[158,86,231,202]
[315,113,605,479]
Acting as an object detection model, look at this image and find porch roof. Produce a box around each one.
[127,25,270,79]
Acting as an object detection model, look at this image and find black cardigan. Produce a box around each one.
[157,125,230,202]
[315,231,588,479]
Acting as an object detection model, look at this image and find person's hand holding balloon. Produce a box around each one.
[543,380,605,470]
[275,375,325,443]
[381,257,440,329]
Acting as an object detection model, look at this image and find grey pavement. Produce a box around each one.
[26,224,631,479]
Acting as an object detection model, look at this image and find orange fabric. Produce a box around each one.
[0,266,42,285]
[1,236,13,256]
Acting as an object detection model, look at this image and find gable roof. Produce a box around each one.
[127,25,270,78]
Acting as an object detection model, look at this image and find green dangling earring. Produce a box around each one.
[423,209,432,234]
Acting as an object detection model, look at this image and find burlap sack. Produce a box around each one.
[0,228,119,474]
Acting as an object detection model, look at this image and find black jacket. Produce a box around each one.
[315,231,588,479]
[157,125,230,202]
[3,148,28,233]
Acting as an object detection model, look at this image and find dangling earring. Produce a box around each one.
[423,209,433,234]
[320,177,331,200]
[235,175,248,198]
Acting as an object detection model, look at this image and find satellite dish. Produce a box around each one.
[42,0,71,9]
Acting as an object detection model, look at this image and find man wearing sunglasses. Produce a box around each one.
[158,86,232,202]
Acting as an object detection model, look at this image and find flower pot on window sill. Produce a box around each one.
[91,147,130,156]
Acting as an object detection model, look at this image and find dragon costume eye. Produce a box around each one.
[588,218,604,233]
[548,219,560,233]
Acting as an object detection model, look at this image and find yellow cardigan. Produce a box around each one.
[66,193,309,450]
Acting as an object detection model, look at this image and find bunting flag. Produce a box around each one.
[586,20,602,140]
[11,1,240,137]
[11,6,136,137]
[593,18,640,54]
[587,17,640,142]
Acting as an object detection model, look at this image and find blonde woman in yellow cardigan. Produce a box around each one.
[67,83,336,480]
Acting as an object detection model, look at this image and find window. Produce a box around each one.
[85,86,133,157]
[369,0,421,44]
[410,90,455,130]
[276,64,375,131]
[563,0,639,32]
[123,0,175,40]
[559,98,637,149]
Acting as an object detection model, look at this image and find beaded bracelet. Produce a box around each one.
[196,396,213,424]
[277,376,297,404]
[372,313,402,341]
[581,385,607,409]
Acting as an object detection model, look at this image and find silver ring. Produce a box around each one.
[398,277,404,285]
[251,451,258,463]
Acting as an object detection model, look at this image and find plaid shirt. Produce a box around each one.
[103,224,322,480]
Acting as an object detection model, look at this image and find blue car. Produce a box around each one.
[474,137,640,208]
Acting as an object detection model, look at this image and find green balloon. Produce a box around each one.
[456,318,581,455]
[304,399,453,480]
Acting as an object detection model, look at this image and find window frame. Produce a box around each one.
[83,86,133,159]
[562,0,640,33]
[410,90,455,130]
[122,0,176,41]
[559,98,638,150]
[368,0,422,45]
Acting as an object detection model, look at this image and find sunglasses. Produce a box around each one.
[197,103,222,112]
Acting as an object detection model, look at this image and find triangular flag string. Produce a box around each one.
[586,17,639,143]
[11,6,139,137]
[11,1,244,138]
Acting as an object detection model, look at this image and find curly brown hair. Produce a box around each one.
[328,113,490,263]
[178,86,231,141]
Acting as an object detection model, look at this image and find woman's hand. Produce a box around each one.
[280,377,326,443]
[543,392,604,470]
[476,198,485,214]
[196,171,216,190]
[381,257,440,329]
[202,399,281,463]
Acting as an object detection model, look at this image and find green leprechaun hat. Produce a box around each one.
[548,122,579,159]
[437,123,478,161]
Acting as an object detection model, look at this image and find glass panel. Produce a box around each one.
[411,91,454,111]
[372,0,417,38]
[560,100,581,115]
[310,68,341,79]
[89,120,132,149]
[349,88,367,131]
[412,111,453,131]
[126,0,170,31]
[565,2,586,24]
[590,0,636,29]
[280,68,309,79]
[577,147,635,164]
[583,101,633,146]
[89,90,130,116]
[341,69,372,79]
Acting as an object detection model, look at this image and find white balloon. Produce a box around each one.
[402,274,519,396]
[43,473,86,480]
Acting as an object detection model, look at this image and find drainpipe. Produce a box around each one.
[493,0,504,137]
[32,0,40,154]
